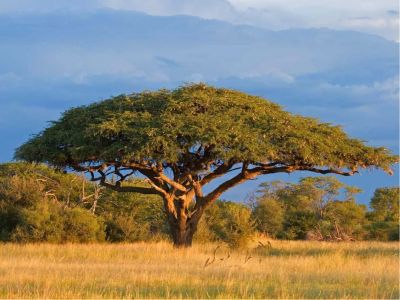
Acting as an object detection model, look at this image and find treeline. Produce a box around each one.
[0,163,398,246]
[252,178,399,242]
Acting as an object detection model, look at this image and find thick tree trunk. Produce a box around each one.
[163,195,204,247]
[168,213,203,247]
[170,223,196,247]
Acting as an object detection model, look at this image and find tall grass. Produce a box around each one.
[0,240,398,299]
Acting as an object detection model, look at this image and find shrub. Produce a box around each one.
[280,210,318,240]
[251,197,284,238]
[204,200,255,248]
[366,221,399,241]
[0,163,104,243]
[10,202,65,243]
[62,208,105,242]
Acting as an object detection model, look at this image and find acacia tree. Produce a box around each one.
[15,84,397,247]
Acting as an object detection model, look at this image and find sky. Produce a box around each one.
[0,0,398,205]
[0,0,398,41]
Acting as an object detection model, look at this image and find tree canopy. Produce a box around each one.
[15,83,398,246]
[16,84,396,175]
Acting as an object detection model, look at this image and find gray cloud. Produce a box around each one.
[232,0,399,41]
[101,0,237,20]
[0,0,397,40]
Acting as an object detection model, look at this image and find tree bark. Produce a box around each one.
[170,222,197,247]
[164,196,203,248]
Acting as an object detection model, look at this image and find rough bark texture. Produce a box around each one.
[163,195,204,247]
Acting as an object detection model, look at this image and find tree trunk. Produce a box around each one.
[163,195,205,248]
[171,224,194,247]
[169,215,201,248]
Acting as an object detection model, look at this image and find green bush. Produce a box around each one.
[3,202,105,243]
[98,189,169,242]
[366,221,399,241]
[251,197,284,238]
[10,202,65,243]
[62,208,105,242]
[0,163,104,243]
[280,210,318,240]
[105,213,153,242]
[0,204,25,241]
[203,200,255,248]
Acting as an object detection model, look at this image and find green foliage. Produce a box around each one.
[15,84,397,175]
[253,176,368,240]
[323,200,367,240]
[86,178,168,242]
[62,208,105,242]
[99,190,169,242]
[1,163,397,243]
[9,204,104,243]
[280,210,318,240]
[366,187,399,241]
[368,187,399,222]
[202,200,255,248]
[0,163,104,243]
[251,197,284,238]
[366,221,399,241]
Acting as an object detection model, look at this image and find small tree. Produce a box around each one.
[369,187,399,222]
[252,196,284,238]
[15,84,397,247]
[367,187,399,241]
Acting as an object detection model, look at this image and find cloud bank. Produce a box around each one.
[0,0,398,40]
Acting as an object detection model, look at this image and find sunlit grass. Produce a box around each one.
[0,240,398,299]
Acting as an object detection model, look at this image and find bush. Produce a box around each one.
[251,197,284,238]
[280,210,317,240]
[203,200,255,248]
[63,208,105,242]
[99,189,169,242]
[366,221,399,241]
[105,213,154,242]
[3,202,105,243]
[0,163,104,243]
[9,202,65,243]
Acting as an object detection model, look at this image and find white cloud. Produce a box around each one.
[227,0,399,41]
[0,0,397,40]
[100,0,237,20]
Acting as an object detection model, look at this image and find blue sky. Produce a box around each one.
[0,0,398,204]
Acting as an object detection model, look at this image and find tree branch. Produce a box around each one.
[203,171,257,205]
[156,173,187,192]
[99,181,161,195]
[200,162,236,186]
[203,164,358,205]
[248,165,358,176]
[144,179,169,197]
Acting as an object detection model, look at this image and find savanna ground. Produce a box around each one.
[0,240,398,299]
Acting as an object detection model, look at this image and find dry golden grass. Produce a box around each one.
[0,240,398,299]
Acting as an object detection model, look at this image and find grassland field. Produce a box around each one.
[0,240,398,299]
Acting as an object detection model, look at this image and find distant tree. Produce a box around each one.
[251,186,285,238]
[369,187,399,222]
[366,187,399,241]
[254,176,365,240]
[15,84,398,247]
[324,199,367,240]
